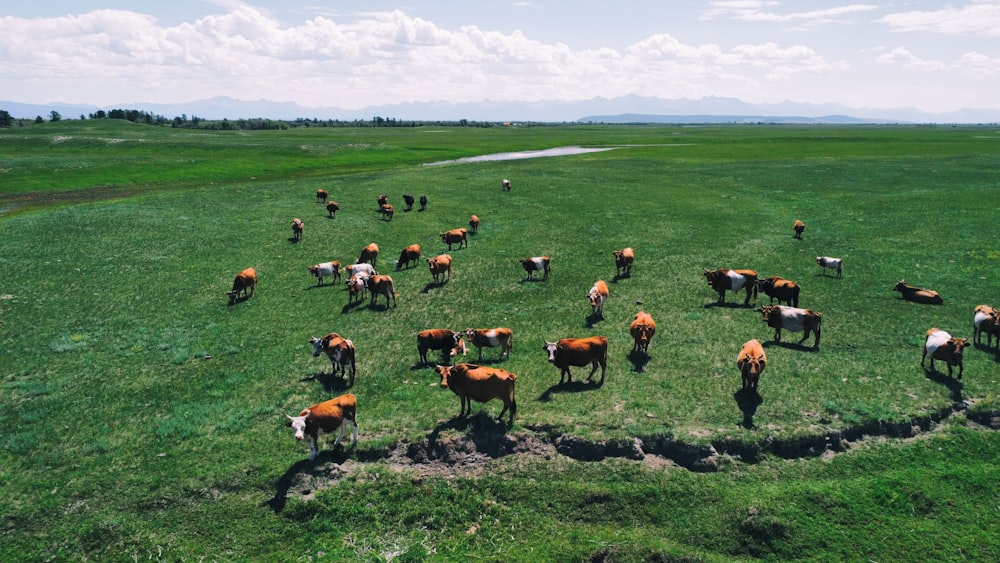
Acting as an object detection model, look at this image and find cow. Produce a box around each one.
[757,305,822,348]
[893,280,943,305]
[703,268,758,306]
[325,200,340,218]
[501,178,511,191]
[309,333,356,386]
[376,194,388,208]
[521,256,550,280]
[346,262,376,278]
[793,220,806,239]
[396,244,421,270]
[419,195,428,211]
[464,327,513,361]
[469,215,480,235]
[588,280,609,317]
[346,272,369,303]
[365,274,397,308]
[358,243,379,267]
[629,311,656,354]
[922,328,968,379]
[291,218,304,241]
[440,228,468,250]
[436,363,517,426]
[315,188,328,203]
[973,305,999,347]
[756,276,800,308]
[285,394,358,461]
[226,267,257,305]
[427,254,453,284]
[417,329,463,365]
[815,256,843,278]
[308,261,341,286]
[379,204,394,221]
[543,336,609,385]
[402,194,415,211]
[737,339,767,391]
[614,247,634,277]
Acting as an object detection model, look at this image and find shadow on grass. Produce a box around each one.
[734,387,763,430]
[287,236,301,244]
[702,301,755,309]
[611,272,631,283]
[422,281,447,293]
[300,371,353,393]
[761,340,821,353]
[537,379,602,402]
[518,277,548,284]
[628,350,651,373]
[431,410,511,435]
[265,444,354,514]
[923,367,964,402]
[584,312,605,328]
[340,300,367,314]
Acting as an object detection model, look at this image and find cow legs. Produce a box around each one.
[560,367,572,384]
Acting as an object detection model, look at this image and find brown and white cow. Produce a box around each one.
[893,280,943,305]
[396,244,421,270]
[464,327,513,361]
[629,311,656,354]
[346,272,369,303]
[291,218,304,241]
[419,195,428,211]
[704,268,758,306]
[309,333,356,386]
[417,329,463,365]
[285,393,358,461]
[543,336,609,385]
[440,228,468,250]
[758,305,822,348]
[756,276,800,308]
[521,256,550,280]
[469,214,480,235]
[793,220,806,239]
[736,339,767,391]
[815,256,843,278]
[614,247,634,277]
[922,328,968,379]
[326,200,340,218]
[346,262,376,279]
[365,274,397,308]
[501,178,511,191]
[436,364,517,425]
[973,305,999,347]
[402,194,415,211]
[376,194,388,208]
[380,203,394,221]
[427,254,452,284]
[226,267,257,304]
[316,188,328,203]
[358,243,379,267]
[308,261,341,286]
[588,280,609,317]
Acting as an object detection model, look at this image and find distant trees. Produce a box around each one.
[49,110,62,122]
[0,110,12,128]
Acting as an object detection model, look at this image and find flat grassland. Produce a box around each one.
[2,121,999,561]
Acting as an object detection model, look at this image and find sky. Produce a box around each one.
[2,1,999,113]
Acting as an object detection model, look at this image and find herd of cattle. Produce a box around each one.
[224,191,999,460]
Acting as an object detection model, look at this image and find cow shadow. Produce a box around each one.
[733,388,763,430]
[367,301,393,312]
[265,446,354,513]
[923,367,964,402]
[584,312,604,328]
[431,410,511,434]
[226,295,252,306]
[519,277,547,284]
[287,236,302,244]
[761,340,820,353]
[301,371,352,393]
[340,300,367,314]
[627,350,651,373]
[422,281,447,293]
[702,301,753,309]
[611,272,632,283]
[537,380,599,402]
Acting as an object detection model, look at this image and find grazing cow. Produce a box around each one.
[436,363,517,425]
[973,305,999,347]
[521,256,551,280]
[226,267,257,304]
[402,194,415,211]
[291,218,304,241]
[358,243,379,267]
[543,336,609,385]
[365,274,397,308]
[757,305,822,348]
[815,256,843,278]
[316,188,328,203]
[346,262,376,278]
[893,280,943,305]
[793,220,806,239]
[464,327,513,361]
[922,328,968,379]
[629,311,656,354]
[396,244,422,270]
[501,178,511,191]
[614,247,634,277]
[756,276,800,308]
[326,200,340,218]
[737,339,767,391]
[703,268,758,306]
[469,215,480,235]
[419,195,428,211]
[440,228,468,250]
[285,394,358,461]
[588,280,609,317]
[376,194,388,208]
[309,333,356,386]
[417,329,463,365]
[346,272,369,303]
[380,204,394,221]
[308,261,342,286]
[427,254,453,284]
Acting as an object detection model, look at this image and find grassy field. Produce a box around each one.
[2,120,999,561]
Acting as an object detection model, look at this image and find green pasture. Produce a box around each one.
[1,121,999,560]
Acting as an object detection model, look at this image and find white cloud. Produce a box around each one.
[703,2,878,24]
[879,2,1000,37]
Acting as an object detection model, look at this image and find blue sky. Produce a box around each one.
[2,1,999,112]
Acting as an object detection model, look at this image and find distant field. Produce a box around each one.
[1,121,999,561]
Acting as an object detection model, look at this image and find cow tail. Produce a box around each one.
[752,280,759,303]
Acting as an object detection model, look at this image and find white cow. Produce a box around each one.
[815,256,843,278]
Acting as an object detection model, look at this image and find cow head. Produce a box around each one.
[892,280,910,292]
[285,410,311,440]
[757,306,780,324]
[952,338,969,354]
[309,337,325,357]
[704,269,720,285]
[452,333,467,356]
[543,341,559,363]
[435,364,453,388]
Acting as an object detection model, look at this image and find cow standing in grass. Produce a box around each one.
[469,215,480,235]
[309,333,356,386]
[440,228,468,250]
[285,394,358,461]
[758,305,822,348]
[308,261,341,286]
[226,267,257,305]
[737,339,767,391]
[922,328,968,379]
[756,276,800,308]
[973,305,999,348]
[316,189,328,203]
[704,268,758,306]
[521,257,550,280]
[402,194,415,211]
[396,244,421,270]
[326,200,340,218]
[418,329,463,365]
[815,256,843,278]
[464,327,513,361]
[614,247,634,277]
[588,280,609,317]
[543,336,608,385]
[793,220,806,239]
[291,218,304,241]
[358,243,379,267]
[629,311,656,354]
[427,254,452,284]
[436,364,517,426]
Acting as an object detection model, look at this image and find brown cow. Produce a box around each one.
[396,244,422,270]
[326,200,340,218]
[309,333,357,386]
[922,328,968,379]
[614,247,634,277]
[464,327,513,361]
[629,311,656,354]
[756,276,800,308]
[316,188,328,203]
[704,268,758,305]
[358,243,379,267]
[521,256,550,280]
[226,267,257,304]
[737,339,767,391]
[543,336,609,385]
[973,305,999,347]
[436,363,517,425]
[758,305,822,348]
[588,280,609,317]
[469,215,480,235]
[793,220,805,239]
[440,228,468,250]
[365,274,397,308]
[893,280,943,305]
[308,261,342,286]
[346,273,369,303]
[417,329,463,365]
[291,218,304,241]
[427,254,452,284]
[379,203,394,221]
[285,393,358,460]
[376,194,388,208]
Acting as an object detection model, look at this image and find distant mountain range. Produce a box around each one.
[4,94,1000,124]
